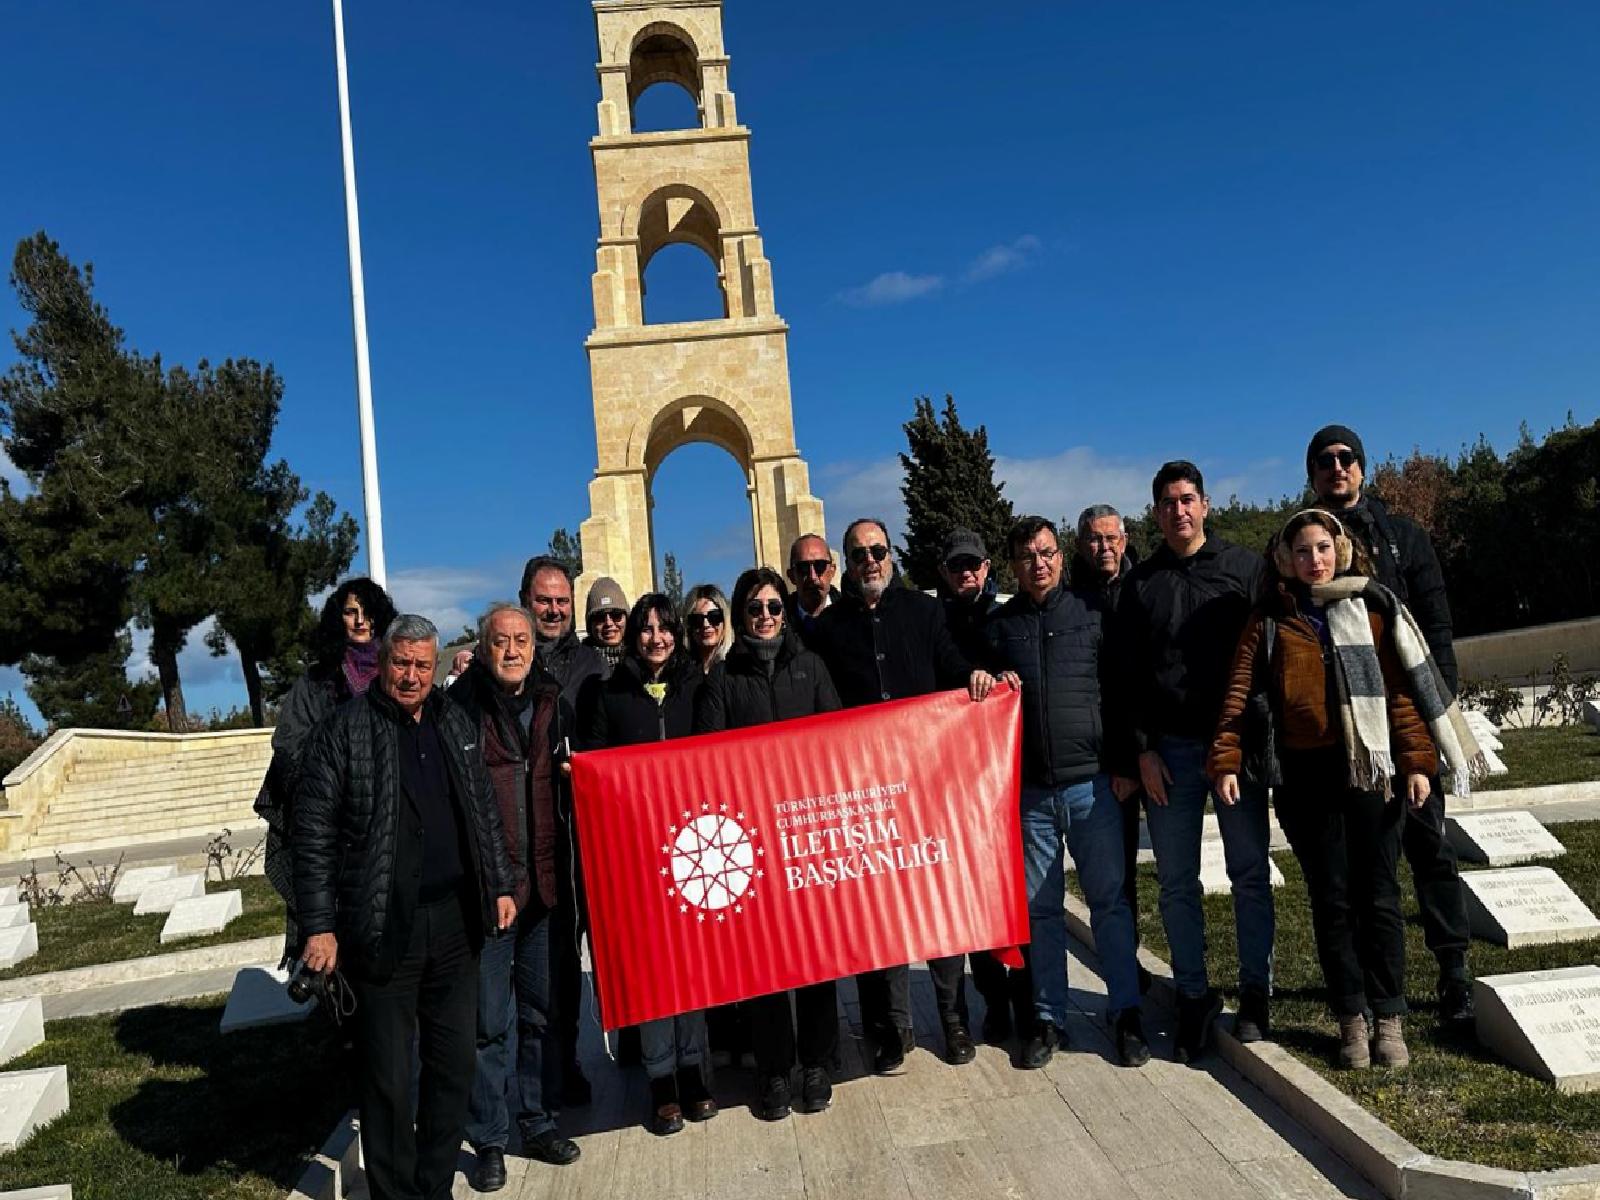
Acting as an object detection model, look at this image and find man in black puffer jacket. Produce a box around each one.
[987,517,1149,1071]
[809,518,1000,1074]
[296,614,517,1200]
[1306,423,1473,1022]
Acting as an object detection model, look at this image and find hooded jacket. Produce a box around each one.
[1334,494,1458,693]
[294,686,518,983]
[1112,536,1267,758]
[445,659,567,913]
[694,627,841,732]
[986,582,1110,787]
[809,575,973,708]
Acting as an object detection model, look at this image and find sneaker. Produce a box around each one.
[649,1075,684,1137]
[1337,1013,1371,1069]
[1175,990,1223,1065]
[1235,986,1270,1044]
[981,1004,1013,1044]
[521,1127,581,1166]
[1114,1010,1151,1068]
[799,1066,833,1113]
[943,1020,977,1066]
[758,1073,792,1121]
[1372,1014,1410,1068]
[1021,1020,1061,1069]
[677,1066,717,1122]
[471,1146,507,1192]
[1439,977,1475,1025]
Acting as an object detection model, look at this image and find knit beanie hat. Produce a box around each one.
[1306,424,1366,476]
[585,576,629,619]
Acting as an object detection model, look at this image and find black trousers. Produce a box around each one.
[856,957,967,1046]
[353,895,479,1200]
[1402,782,1471,982]
[748,981,839,1078]
[968,949,1031,1029]
[1276,758,1407,1018]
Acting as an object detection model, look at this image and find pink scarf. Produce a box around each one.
[342,640,381,698]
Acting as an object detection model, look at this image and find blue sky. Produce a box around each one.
[2,0,1597,721]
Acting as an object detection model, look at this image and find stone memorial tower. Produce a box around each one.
[576,0,826,601]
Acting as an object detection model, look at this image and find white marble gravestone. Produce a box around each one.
[0,926,37,972]
[131,873,205,916]
[1464,709,1503,750]
[219,966,313,1034]
[0,888,16,909]
[0,999,43,1067]
[111,864,179,905]
[1447,811,1566,867]
[1199,840,1285,895]
[1475,965,1600,1092]
[159,890,242,944]
[1481,744,1510,776]
[1462,866,1600,948]
[0,905,29,931]
[0,1185,73,1199]
[0,1065,68,1153]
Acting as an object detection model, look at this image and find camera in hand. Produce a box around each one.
[285,957,357,1023]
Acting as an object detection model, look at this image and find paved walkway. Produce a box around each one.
[404,937,1378,1200]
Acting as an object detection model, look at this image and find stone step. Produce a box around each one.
[68,743,270,769]
[63,760,268,788]
[0,998,43,1067]
[24,818,267,860]
[46,772,267,810]
[0,1065,69,1154]
[34,801,261,842]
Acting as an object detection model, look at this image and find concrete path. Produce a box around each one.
[411,937,1378,1200]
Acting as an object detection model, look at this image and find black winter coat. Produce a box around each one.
[809,580,972,708]
[986,583,1108,787]
[1113,537,1266,756]
[294,687,517,983]
[584,655,703,749]
[694,629,841,732]
[536,630,605,711]
[1337,494,1458,693]
[939,580,1000,669]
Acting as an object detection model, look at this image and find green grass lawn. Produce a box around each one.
[0,876,286,982]
[0,998,353,1198]
[1482,724,1600,791]
[1123,819,1600,1171]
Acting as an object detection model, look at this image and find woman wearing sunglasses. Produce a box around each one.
[584,593,717,1136]
[694,567,842,1122]
[682,583,733,673]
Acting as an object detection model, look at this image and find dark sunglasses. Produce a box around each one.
[594,609,627,624]
[1315,449,1358,470]
[794,558,832,577]
[848,543,890,565]
[685,609,725,629]
[745,598,785,618]
[944,555,984,575]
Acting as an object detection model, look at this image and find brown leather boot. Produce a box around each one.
[1372,1015,1410,1068]
[1337,1014,1370,1069]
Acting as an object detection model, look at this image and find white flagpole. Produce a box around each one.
[331,0,387,587]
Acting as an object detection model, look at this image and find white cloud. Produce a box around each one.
[128,618,241,690]
[965,234,1043,283]
[386,566,501,643]
[816,457,907,547]
[994,447,1153,525]
[0,445,30,496]
[837,271,944,308]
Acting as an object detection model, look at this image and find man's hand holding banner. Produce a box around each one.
[571,684,1026,1029]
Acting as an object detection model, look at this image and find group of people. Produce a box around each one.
[258,420,1485,1200]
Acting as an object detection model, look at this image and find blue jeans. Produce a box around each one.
[466,908,557,1149]
[640,1011,708,1081]
[1022,774,1141,1024]
[1142,736,1275,999]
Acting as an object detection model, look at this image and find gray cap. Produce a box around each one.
[940,528,987,564]
[585,576,629,617]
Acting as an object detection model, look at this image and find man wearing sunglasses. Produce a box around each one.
[810,517,1003,1073]
[785,532,839,646]
[1307,423,1473,1024]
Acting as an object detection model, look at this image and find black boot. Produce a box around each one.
[942,1019,976,1065]
[471,1146,507,1192]
[1115,1010,1151,1068]
[1175,990,1223,1065]
[1235,986,1270,1043]
[1021,1020,1060,1069]
[649,1075,683,1137]
[677,1065,717,1122]
[758,1073,792,1121]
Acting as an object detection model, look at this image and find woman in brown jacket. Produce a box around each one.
[1209,509,1437,1070]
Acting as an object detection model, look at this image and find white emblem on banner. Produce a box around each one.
[665,811,758,914]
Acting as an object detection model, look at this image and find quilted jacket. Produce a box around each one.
[294,685,518,982]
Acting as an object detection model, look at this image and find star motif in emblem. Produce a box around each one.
[682,811,691,820]
[680,904,688,913]
[736,811,745,820]
[717,913,725,923]
[697,913,706,923]
[719,802,727,812]
[756,869,765,879]
[700,801,709,811]
[660,844,670,854]
[666,812,757,916]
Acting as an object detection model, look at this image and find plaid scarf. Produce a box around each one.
[1308,576,1488,797]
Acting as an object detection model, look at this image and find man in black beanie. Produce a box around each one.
[1306,423,1474,1023]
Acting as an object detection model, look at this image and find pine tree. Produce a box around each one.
[661,552,685,607]
[899,395,1016,590]
[548,527,583,578]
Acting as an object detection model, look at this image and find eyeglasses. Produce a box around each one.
[944,556,984,575]
[594,610,626,625]
[685,609,725,630]
[794,558,832,577]
[1013,547,1059,565]
[745,599,785,618]
[1315,449,1358,470]
[848,544,890,566]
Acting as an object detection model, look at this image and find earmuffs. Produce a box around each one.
[1273,509,1354,577]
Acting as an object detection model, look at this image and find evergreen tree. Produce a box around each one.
[899,395,1015,590]
[22,636,161,730]
[548,527,583,578]
[661,552,685,607]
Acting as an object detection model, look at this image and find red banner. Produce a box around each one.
[570,685,1026,1029]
